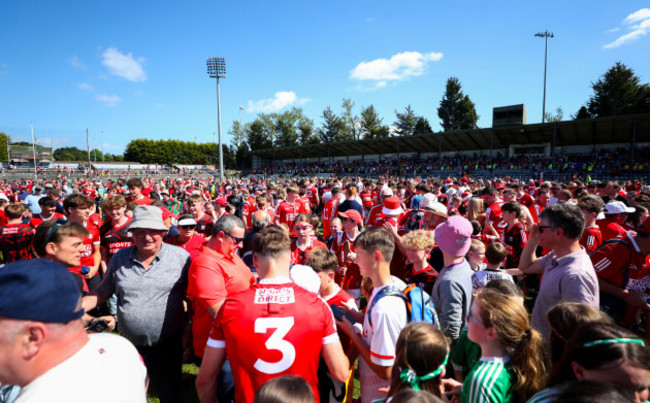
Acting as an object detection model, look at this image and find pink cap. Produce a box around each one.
[434,215,473,257]
[338,209,363,225]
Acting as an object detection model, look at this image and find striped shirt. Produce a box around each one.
[461,356,514,403]
[526,385,565,403]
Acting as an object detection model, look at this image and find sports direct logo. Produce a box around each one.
[254,287,295,304]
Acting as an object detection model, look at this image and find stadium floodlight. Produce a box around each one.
[207,57,226,182]
[535,31,554,124]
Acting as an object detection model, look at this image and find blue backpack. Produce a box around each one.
[367,284,440,329]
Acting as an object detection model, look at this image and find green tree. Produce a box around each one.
[246,119,273,151]
[341,98,360,141]
[235,143,252,168]
[572,106,592,120]
[0,132,10,162]
[228,120,246,148]
[298,118,318,146]
[53,146,88,161]
[319,107,345,143]
[543,107,564,123]
[393,105,418,136]
[413,117,434,136]
[360,105,389,139]
[273,108,303,148]
[587,62,650,117]
[437,77,479,131]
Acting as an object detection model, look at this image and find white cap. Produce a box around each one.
[420,194,448,217]
[290,265,321,295]
[380,187,394,197]
[604,201,635,215]
[0,193,8,201]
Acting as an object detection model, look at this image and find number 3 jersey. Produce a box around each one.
[208,280,339,403]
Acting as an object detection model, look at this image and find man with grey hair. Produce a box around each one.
[187,214,254,402]
[82,205,191,403]
[519,202,599,339]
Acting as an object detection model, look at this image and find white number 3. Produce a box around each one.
[254,317,296,374]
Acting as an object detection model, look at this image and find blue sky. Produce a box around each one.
[1,1,649,154]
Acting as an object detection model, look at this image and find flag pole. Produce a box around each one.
[31,121,37,180]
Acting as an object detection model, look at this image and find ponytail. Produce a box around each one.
[512,327,550,401]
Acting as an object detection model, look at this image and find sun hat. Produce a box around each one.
[0,259,84,323]
[177,214,197,227]
[338,209,363,225]
[420,194,448,217]
[603,201,635,215]
[382,196,404,216]
[129,205,168,231]
[434,215,473,257]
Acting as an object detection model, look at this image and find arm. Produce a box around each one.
[438,281,465,341]
[195,346,226,403]
[86,243,101,278]
[322,340,350,383]
[518,224,544,274]
[100,247,109,275]
[336,317,391,379]
[382,221,406,255]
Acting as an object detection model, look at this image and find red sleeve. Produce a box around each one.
[188,257,227,308]
[591,243,627,284]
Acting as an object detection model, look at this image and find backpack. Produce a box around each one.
[367,284,440,329]
[595,238,633,323]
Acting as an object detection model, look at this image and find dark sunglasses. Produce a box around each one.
[225,233,245,243]
[45,218,68,244]
[179,225,196,230]
[538,225,553,233]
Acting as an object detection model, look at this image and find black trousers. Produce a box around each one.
[137,334,183,403]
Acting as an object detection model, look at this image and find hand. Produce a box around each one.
[335,315,355,337]
[621,289,648,308]
[442,378,463,396]
[337,266,348,276]
[346,252,357,262]
[528,223,541,240]
[84,266,99,280]
[382,221,399,237]
[340,299,359,313]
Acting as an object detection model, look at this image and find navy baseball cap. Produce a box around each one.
[0,259,84,323]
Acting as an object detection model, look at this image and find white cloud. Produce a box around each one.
[77,82,93,91]
[69,55,86,69]
[101,47,146,82]
[604,8,650,49]
[96,94,122,107]
[350,51,443,85]
[246,91,309,113]
[606,27,620,33]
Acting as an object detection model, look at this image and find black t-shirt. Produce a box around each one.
[227,195,243,216]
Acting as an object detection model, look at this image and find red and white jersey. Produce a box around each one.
[241,196,257,229]
[598,217,628,242]
[306,186,319,208]
[360,190,374,208]
[299,197,312,214]
[365,204,385,228]
[485,201,507,235]
[207,281,338,403]
[80,222,100,267]
[581,225,603,254]
[30,212,65,228]
[290,239,328,266]
[276,200,309,231]
[82,187,97,199]
[321,199,339,240]
[501,223,527,269]
[530,202,545,223]
[516,193,534,208]
[330,232,362,290]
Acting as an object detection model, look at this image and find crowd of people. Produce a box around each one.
[246,148,650,179]
[0,171,650,403]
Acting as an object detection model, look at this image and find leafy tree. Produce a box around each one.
[245,119,273,151]
[235,143,252,168]
[53,146,88,161]
[298,118,318,146]
[228,120,246,148]
[413,117,434,136]
[273,108,303,148]
[572,106,592,120]
[360,105,390,139]
[341,98,360,141]
[586,62,650,117]
[393,105,418,136]
[543,107,564,123]
[437,77,479,131]
[319,107,345,143]
[0,132,10,162]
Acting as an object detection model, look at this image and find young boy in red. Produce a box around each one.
[0,204,35,264]
[500,201,528,269]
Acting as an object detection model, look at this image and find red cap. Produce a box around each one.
[158,206,172,221]
[215,197,227,206]
[338,209,363,225]
[460,176,469,183]
[444,178,453,184]
[496,183,506,190]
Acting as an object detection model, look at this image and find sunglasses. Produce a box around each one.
[225,233,245,244]
[45,218,68,244]
[466,311,485,326]
[179,225,196,230]
[538,225,553,233]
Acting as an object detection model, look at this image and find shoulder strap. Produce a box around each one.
[367,285,404,328]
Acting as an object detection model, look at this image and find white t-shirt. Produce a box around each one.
[16,333,147,403]
[359,283,408,403]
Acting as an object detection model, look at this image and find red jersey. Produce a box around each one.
[290,239,328,266]
[365,204,385,228]
[208,281,338,403]
[79,223,100,268]
[581,226,603,254]
[127,196,154,206]
[30,212,64,228]
[89,212,103,228]
[321,199,339,239]
[331,232,362,290]
[82,187,97,199]
[592,234,650,324]
[100,218,133,262]
[241,196,257,229]
[403,263,437,295]
[598,217,628,242]
[360,190,374,208]
[516,193,534,208]
[299,197,312,214]
[485,201,507,236]
[306,186,319,208]
[195,214,215,237]
[0,223,35,264]
[276,199,308,231]
[165,233,205,261]
[322,286,356,358]
[501,223,528,269]
[0,210,5,226]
